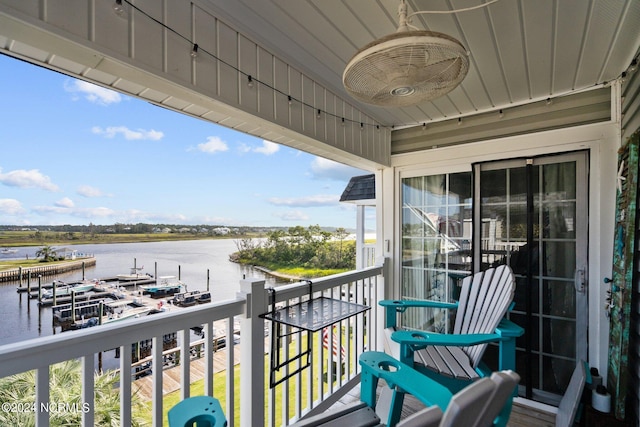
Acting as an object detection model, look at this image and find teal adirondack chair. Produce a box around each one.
[292,351,520,427]
[380,265,524,427]
[359,351,520,427]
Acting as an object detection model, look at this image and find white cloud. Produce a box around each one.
[310,157,365,181]
[77,185,104,198]
[32,205,71,215]
[92,126,164,141]
[76,207,117,218]
[197,136,229,154]
[237,143,251,153]
[237,140,280,155]
[65,80,122,105]
[0,168,59,191]
[254,140,280,155]
[274,210,310,221]
[55,197,75,208]
[268,194,338,207]
[0,199,25,215]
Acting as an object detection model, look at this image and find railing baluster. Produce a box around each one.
[179,328,190,400]
[295,323,302,419]
[225,316,235,426]
[119,343,132,426]
[268,316,276,426]
[306,332,314,413]
[81,355,94,427]
[281,322,290,425]
[152,335,163,426]
[35,366,50,427]
[204,321,214,396]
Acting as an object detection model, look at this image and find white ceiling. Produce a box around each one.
[202,0,640,128]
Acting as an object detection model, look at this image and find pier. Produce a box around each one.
[0,257,97,282]
[50,285,182,328]
[17,276,156,294]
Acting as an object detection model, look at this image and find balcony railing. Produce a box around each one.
[0,260,386,427]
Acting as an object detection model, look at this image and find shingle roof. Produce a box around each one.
[339,174,375,203]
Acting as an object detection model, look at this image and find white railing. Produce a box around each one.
[0,261,386,427]
[262,263,385,425]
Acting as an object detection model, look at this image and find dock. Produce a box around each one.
[0,257,97,282]
[53,289,184,330]
[17,276,156,293]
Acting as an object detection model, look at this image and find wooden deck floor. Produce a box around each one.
[135,350,558,426]
[332,382,558,426]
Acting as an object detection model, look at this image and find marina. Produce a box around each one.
[0,240,283,379]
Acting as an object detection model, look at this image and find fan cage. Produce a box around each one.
[343,31,469,107]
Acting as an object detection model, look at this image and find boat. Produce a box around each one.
[173,290,211,307]
[116,266,152,281]
[140,276,184,297]
[196,291,211,304]
[103,305,154,323]
[0,248,18,255]
[41,280,96,299]
[74,304,154,329]
[172,291,197,307]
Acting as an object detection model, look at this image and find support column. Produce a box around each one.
[356,204,366,269]
[238,278,267,427]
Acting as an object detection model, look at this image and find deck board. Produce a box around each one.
[134,348,558,425]
[331,382,558,426]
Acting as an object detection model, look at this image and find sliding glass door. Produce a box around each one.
[473,151,588,404]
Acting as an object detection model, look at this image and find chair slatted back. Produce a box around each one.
[453,265,515,368]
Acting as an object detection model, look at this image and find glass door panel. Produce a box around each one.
[473,152,588,404]
[400,171,472,333]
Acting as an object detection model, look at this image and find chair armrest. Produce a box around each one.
[380,299,459,311]
[391,330,502,348]
[380,299,458,328]
[359,351,453,411]
[495,318,524,338]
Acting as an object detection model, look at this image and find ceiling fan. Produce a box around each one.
[342,0,494,107]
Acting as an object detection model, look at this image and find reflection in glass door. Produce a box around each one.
[473,152,588,404]
[400,172,473,333]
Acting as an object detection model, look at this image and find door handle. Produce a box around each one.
[575,268,586,293]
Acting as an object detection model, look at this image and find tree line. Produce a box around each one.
[231,225,356,271]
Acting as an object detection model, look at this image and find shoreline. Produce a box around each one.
[251,265,303,282]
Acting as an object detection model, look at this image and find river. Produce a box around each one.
[0,239,285,346]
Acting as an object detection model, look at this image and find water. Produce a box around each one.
[0,239,282,346]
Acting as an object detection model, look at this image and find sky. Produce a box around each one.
[0,54,371,228]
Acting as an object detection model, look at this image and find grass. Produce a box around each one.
[273,266,350,278]
[0,258,87,271]
[0,230,243,247]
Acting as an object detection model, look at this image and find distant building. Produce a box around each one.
[340,174,376,269]
[213,227,231,235]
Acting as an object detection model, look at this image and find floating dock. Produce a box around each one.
[17,276,156,293]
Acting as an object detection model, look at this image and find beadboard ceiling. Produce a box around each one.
[202,0,640,128]
[0,0,639,167]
